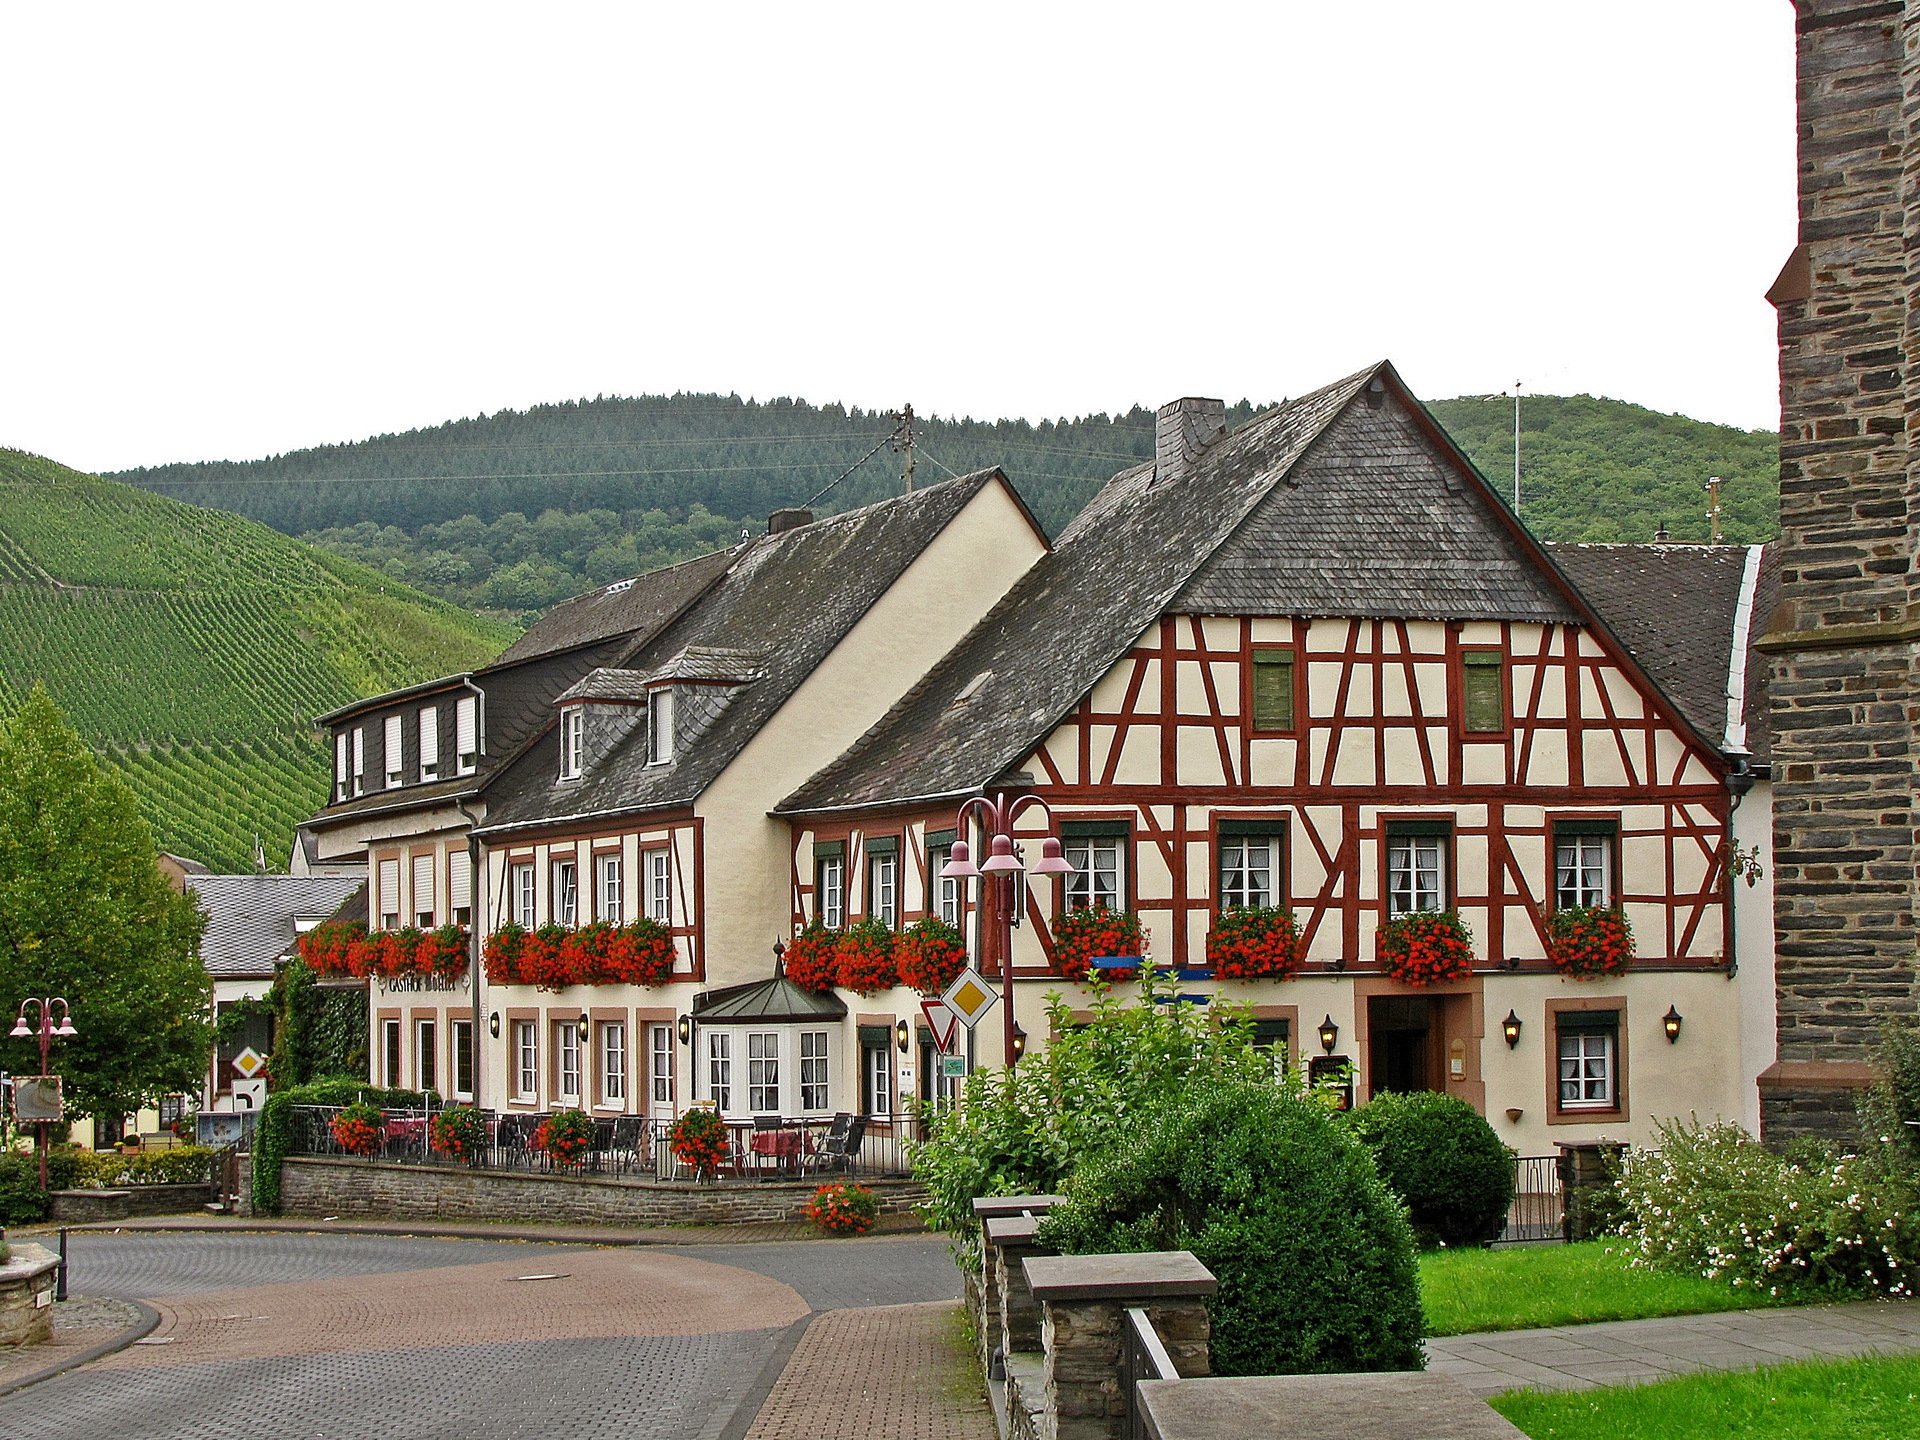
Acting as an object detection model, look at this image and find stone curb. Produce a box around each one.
[16,1212,932,1249]
[716,1312,818,1440]
[0,1299,160,1399]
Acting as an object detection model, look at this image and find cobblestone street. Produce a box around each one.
[0,1229,981,1440]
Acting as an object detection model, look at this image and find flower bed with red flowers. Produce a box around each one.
[894,916,967,995]
[330,1102,384,1155]
[1377,910,1476,986]
[430,1104,486,1162]
[668,1108,730,1180]
[1049,905,1146,982]
[783,924,841,992]
[483,920,675,988]
[803,1180,879,1236]
[534,1107,594,1168]
[302,922,469,981]
[837,919,898,995]
[1206,905,1303,981]
[1546,904,1635,979]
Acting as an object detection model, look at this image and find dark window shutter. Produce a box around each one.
[1463,654,1504,732]
[1556,1008,1619,1034]
[1252,650,1295,731]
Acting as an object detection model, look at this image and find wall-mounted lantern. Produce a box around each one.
[677,1015,692,1046]
[1502,1010,1523,1048]
[488,1012,501,1039]
[1317,1014,1339,1054]
[1663,1005,1684,1044]
[895,1018,911,1053]
[1010,1023,1027,1062]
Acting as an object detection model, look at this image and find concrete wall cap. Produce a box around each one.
[1138,1372,1525,1439]
[1023,1250,1217,1301]
[971,1193,1064,1219]
[0,1242,62,1282]
[984,1215,1045,1244]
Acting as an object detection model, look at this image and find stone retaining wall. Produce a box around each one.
[0,1243,59,1347]
[50,1183,211,1222]
[280,1156,923,1226]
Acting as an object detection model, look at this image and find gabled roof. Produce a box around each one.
[692,973,848,1023]
[1546,542,1776,765]
[489,546,739,668]
[188,874,366,978]
[476,469,1008,835]
[779,362,1586,815]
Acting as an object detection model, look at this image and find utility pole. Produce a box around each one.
[892,403,918,494]
[1705,476,1724,546]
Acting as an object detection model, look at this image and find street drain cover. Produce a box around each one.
[509,1273,570,1282]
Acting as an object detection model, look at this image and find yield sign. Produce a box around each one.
[920,999,960,1054]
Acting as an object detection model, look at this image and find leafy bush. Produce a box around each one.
[71,1145,215,1188]
[1614,1118,1920,1300]
[1860,1019,1920,1168]
[804,1181,879,1236]
[1346,1091,1515,1248]
[911,972,1279,1264]
[1039,1080,1424,1376]
[0,1149,84,1225]
[251,1077,436,1213]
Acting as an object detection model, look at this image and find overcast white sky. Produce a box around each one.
[2,2,1795,475]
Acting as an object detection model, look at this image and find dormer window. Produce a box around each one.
[559,706,585,781]
[456,695,479,776]
[334,732,349,802]
[419,706,440,782]
[351,728,366,797]
[647,689,675,766]
[384,715,404,789]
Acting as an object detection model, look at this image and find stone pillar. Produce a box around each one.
[1555,1142,1626,1243]
[970,1194,1063,1372]
[1024,1251,1217,1440]
[1761,0,1920,1143]
[987,1215,1054,1354]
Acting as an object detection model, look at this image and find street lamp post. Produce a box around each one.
[10,997,77,1191]
[940,792,1073,1070]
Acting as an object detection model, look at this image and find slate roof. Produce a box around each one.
[692,974,848,1023]
[491,546,739,668]
[475,469,1006,835]
[779,362,1584,815]
[1546,542,1776,765]
[188,874,366,979]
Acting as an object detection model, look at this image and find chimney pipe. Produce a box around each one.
[1154,398,1227,485]
[767,508,814,535]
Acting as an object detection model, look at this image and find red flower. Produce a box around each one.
[1049,906,1146,982]
[837,920,898,996]
[604,919,676,986]
[803,1181,879,1236]
[297,921,364,978]
[1206,906,1303,981]
[894,917,967,995]
[1546,905,1635,979]
[1377,910,1475,986]
[483,924,528,985]
[784,925,841,992]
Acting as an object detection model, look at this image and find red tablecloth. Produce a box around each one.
[749,1129,805,1160]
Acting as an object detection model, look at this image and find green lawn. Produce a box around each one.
[1492,1353,1920,1438]
[1420,1241,1772,1337]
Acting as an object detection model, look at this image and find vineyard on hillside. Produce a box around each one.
[0,449,515,871]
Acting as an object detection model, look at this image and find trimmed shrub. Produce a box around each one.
[1039,1080,1424,1376]
[71,1145,215,1189]
[0,1149,84,1225]
[1346,1091,1515,1248]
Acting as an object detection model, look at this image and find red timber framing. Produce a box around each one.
[792,810,981,939]
[949,612,1730,976]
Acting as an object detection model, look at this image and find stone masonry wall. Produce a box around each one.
[1763,0,1920,1141]
[280,1156,923,1226]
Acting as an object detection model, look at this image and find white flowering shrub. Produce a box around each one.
[1614,1118,1920,1300]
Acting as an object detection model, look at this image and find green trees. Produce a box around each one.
[0,687,212,1121]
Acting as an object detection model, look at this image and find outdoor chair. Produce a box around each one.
[609,1115,647,1176]
[807,1113,865,1174]
[587,1117,617,1173]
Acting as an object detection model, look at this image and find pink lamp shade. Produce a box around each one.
[7,1018,28,1038]
[1030,835,1074,876]
[940,840,980,879]
[979,834,1023,874]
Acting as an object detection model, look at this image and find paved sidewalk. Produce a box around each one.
[1428,1298,1920,1396]
[743,1301,993,1440]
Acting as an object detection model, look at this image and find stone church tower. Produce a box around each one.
[1760,0,1920,1139]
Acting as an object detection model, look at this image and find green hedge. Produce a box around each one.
[1347,1091,1516,1249]
[70,1146,216,1189]
[1039,1080,1425,1376]
[0,1149,85,1226]
[251,1077,436,1214]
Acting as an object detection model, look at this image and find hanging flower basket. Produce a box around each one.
[837,919,898,995]
[430,1104,486,1162]
[894,916,968,995]
[668,1108,730,1181]
[803,1180,879,1236]
[1206,905,1303,981]
[561,921,617,985]
[604,917,676,986]
[1049,905,1146,983]
[1546,905,1635,979]
[1377,910,1476,986]
[784,924,842,992]
[330,1102,384,1155]
[344,934,380,979]
[534,1108,594,1168]
[523,923,574,990]
[376,926,428,978]
[418,923,470,979]
[297,920,365,978]
[483,923,529,985]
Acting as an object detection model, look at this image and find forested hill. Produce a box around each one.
[111,390,1778,614]
[0,450,515,870]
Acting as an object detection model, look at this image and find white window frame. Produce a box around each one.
[1558,1028,1617,1110]
[1063,832,1125,910]
[456,694,479,776]
[384,714,404,788]
[864,1043,893,1119]
[816,853,845,930]
[418,706,440,782]
[511,862,537,930]
[645,848,671,924]
[707,1030,732,1112]
[556,1022,582,1105]
[747,1031,781,1114]
[513,1020,538,1100]
[650,1024,674,1105]
[647,689,674,765]
[381,1018,402,1088]
[450,1019,474,1101]
[334,732,349,802]
[377,858,401,931]
[415,1019,437,1093]
[559,706,585,781]
[552,858,579,928]
[599,1021,627,1106]
[929,845,960,927]
[867,846,899,928]
[352,728,366,797]
[1218,832,1281,910]
[1386,829,1448,916]
[597,852,624,925]
[412,851,436,929]
[1555,831,1614,910]
[449,850,473,927]
[799,1030,829,1112]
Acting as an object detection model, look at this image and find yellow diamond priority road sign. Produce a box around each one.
[941,967,998,1027]
[231,1047,268,1080]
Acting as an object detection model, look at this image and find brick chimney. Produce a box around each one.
[1153,398,1227,485]
[767,508,814,535]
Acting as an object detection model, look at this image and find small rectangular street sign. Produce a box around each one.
[941,1054,968,1079]
[12,1075,62,1123]
[942,967,998,1027]
[920,998,961,1053]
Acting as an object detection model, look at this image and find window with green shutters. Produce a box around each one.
[1462,651,1505,733]
[1251,648,1296,732]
